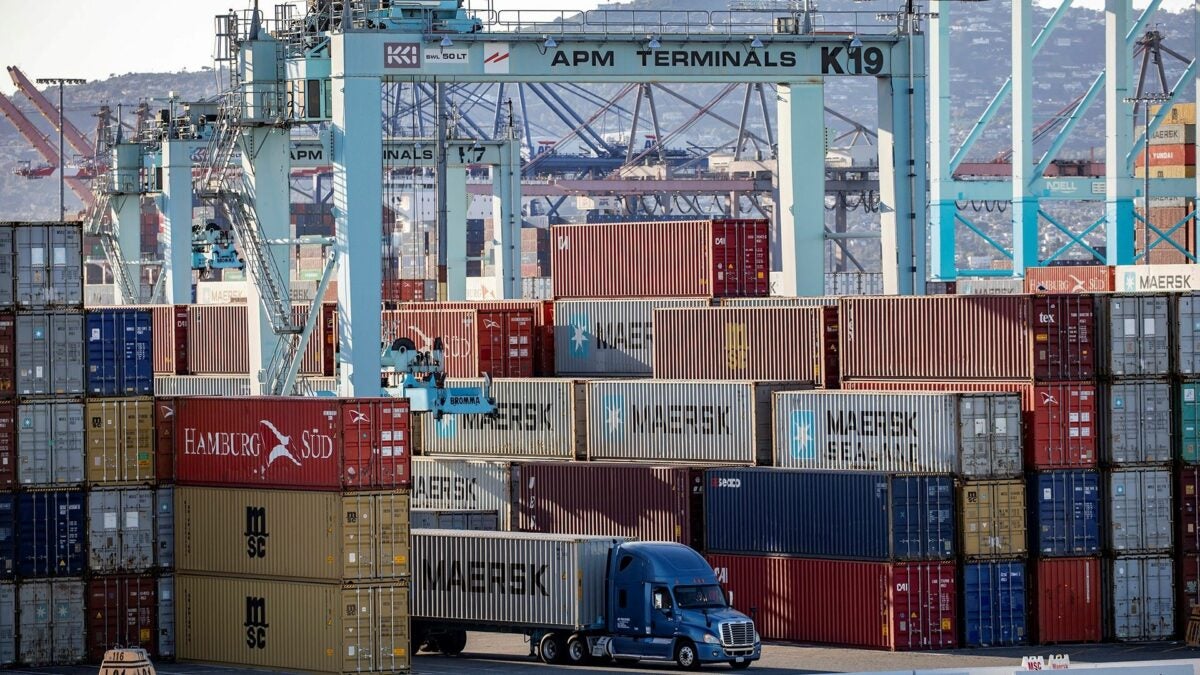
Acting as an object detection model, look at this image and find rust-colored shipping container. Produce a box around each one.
[150,306,188,375]
[86,574,158,661]
[652,306,838,387]
[176,487,409,580]
[0,310,13,397]
[84,398,155,485]
[382,279,433,303]
[174,397,410,490]
[0,402,13,488]
[1180,553,1200,622]
[393,300,554,376]
[1133,143,1197,166]
[1180,468,1200,554]
[182,304,333,376]
[551,219,769,299]
[380,307,535,377]
[706,554,957,650]
[1034,557,1102,644]
[154,398,175,483]
[513,463,698,546]
[959,480,1027,558]
[1025,266,1113,294]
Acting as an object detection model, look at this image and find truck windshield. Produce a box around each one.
[674,584,727,609]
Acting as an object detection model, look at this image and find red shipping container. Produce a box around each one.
[1035,557,1102,644]
[154,398,176,483]
[706,554,957,650]
[551,219,769,299]
[87,575,158,661]
[1134,143,1197,167]
[514,463,699,546]
[0,310,13,396]
[653,306,838,387]
[1180,553,1200,621]
[174,397,411,490]
[380,308,535,377]
[0,402,14,488]
[382,279,431,303]
[1025,266,1113,294]
[1180,468,1200,554]
[185,304,332,376]
[393,300,554,376]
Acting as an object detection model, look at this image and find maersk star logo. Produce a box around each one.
[790,410,816,460]
[1123,271,1137,292]
[569,314,589,355]
[603,395,624,437]
[437,414,458,438]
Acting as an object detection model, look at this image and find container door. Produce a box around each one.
[0,225,12,308]
[0,312,14,399]
[889,563,957,650]
[157,575,175,659]
[86,311,117,396]
[0,495,13,579]
[155,486,174,568]
[51,580,85,664]
[154,398,176,483]
[0,583,13,665]
[1181,296,1200,375]
[125,309,154,395]
[0,403,14,489]
[50,313,85,395]
[1029,384,1097,469]
[18,582,51,665]
[343,399,409,489]
[123,489,155,571]
[89,490,121,572]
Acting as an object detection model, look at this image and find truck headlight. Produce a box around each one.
[703,634,721,645]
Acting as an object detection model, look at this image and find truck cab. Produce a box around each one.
[606,542,760,669]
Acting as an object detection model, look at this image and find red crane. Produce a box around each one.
[8,65,95,158]
[0,90,93,204]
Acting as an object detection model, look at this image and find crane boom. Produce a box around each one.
[0,91,93,204]
[8,66,95,158]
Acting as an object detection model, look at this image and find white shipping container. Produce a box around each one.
[419,379,578,460]
[156,486,174,568]
[411,530,626,630]
[1105,296,1170,377]
[585,380,809,464]
[17,401,84,486]
[1107,381,1172,465]
[1108,469,1173,553]
[411,458,512,530]
[1110,556,1174,640]
[955,278,1026,295]
[958,394,1024,478]
[553,299,709,376]
[87,488,156,572]
[153,375,250,396]
[16,311,85,395]
[18,579,85,666]
[15,223,83,308]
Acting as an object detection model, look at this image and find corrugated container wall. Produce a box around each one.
[176,575,410,674]
[1034,471,1101,556]
[86,574,158,660]
[411,530,623,630]
[652,306,838,387]
[959,480,1027,558]
[551,219,769,298]
[18,401,84,486]
[1035,557,1102,643]
[0,403,14,488]
[554,298,708,376]
[703,468,955,560]
[1032,295,1096,381]
[0,312,13,398]
[155,486,173,567]
[85,398,154,484]
[87,488,156,573]
[1102,295,1171,377]
[417,379,577,460]
[17,489,85,577]
[1184,382,1200,462]
[176,487,409,580]
[154,399,175,483]
[0,224,12,307]
[1178,468,1200,553]
[1024,266,1113,294]
[706,554,958,650]
[381,308,535,377]
[86,308,153,396]
[18,579,85,666]
[1109,556,1174,640]
[1108,468,1173,553]
[16,311,84,396]
[0,495,12,578]
[411,458,512,530]
[0,582,12,665]
[1105,380,1172,465]
[151,305,187,374]
[585,380,811,464]
[157,574,174,659]
[153,375,250,397]
[1179,295,1200,375]
[392,301,553,376]
[184,305,246,374]
[514,463,696,545]
[962,560,1027,647]
[959,394,1024,477]
[15,222,83,307]
[410,510,500,530]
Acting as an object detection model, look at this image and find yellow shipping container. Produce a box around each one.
[176,487,409,581]
[1135,165,1197,179]
[177,574,409,673]
[959,479,1027,558]
[1150,102,1196,126]
[85,398,155,484]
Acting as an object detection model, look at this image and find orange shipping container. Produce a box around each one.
[381,307,535,377]
[1133,143,1196,167]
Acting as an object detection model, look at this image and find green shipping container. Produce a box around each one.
[1183,382,1200,463]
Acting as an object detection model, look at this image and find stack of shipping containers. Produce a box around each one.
[0,222,12,666]
[1179,292,1200,629]
[1136,103,1197,264]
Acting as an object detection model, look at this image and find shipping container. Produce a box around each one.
[954,278,1026,295]
[1109,468,1172,553]
[87,488,156,573]
[1102,295,1171,377]
[652,306,838,387]
[0,582,12,665]
[959,480,1027,558]
[410,510,500,530]
[151,305,187,374]
[1034,471,1101,556]
[176,487,408,580]
[586,380,811,464]
[14,222,83,308]
[381,307,535,377]
[0,311,13,397]
[86,574,158,660]
[16,311,85,395]
[1031,295,1096,381]
[1035,557,1102,643]
[17,401,84,486]
[962,560,1027,647]
[391,300,554,376]
[155,486,173,569]
[0,495,12,579]
[1180,296,1200,375]
[86,308,153,396]
[719,296,840,307]
[154,399,175,483]
[183,303,334,376]
[0,402,13,488]
[1024,266,1113,294]
[1181,468,1200,555]
[176,575,410,674]
[1105,380,1172,465]
[84,398,155,484]
[174,397,410,490]
[703,468,954,560]
[1109,555,1175,640]
[417,379,577,460]
[0,224,12,308]
[551,219,769,298]
[514,463,697,545]
[1133,143,1196,165]
[157,574,174,659]
[16,489,85,577]
[554,298,708,376]
[706,554,957,650]
[18,578,85,666]
[153,374,250,396]
[959,394,1024,477]
[411,458,511,530]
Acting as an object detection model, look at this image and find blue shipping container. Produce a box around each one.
[1035,471,1101,556]
[87,309,153,396]
[0,493,13,579]
[17,490,85,577]
[963,560,1027,647]
[703,468,955,560]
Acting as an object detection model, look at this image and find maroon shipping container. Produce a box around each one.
[514,463,699,546]
[841,380,1098,469]
[0,310,14,396]
[1181,468,1200,554]
[174,397,411,490]
[1032,295,1095,381]
[551,219,769,299]
[1035,557,1102,644]
[706,554,957,650]
[154,398,176,483]
[381,307,535,377]
[653,306,839,388]
[1180,554,1200,622]
[395,300,554,376]
[87,575,158,661]
[0,402,13,488]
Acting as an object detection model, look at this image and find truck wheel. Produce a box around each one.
[565,634,590,664]
[729,659,752,670]
[674,640,701,670]
[539,632,564,664]
[439,630,467,656]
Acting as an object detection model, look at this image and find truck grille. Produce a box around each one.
[721,621,755,647]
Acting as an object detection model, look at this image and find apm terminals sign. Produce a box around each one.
[1116,264,1200,293]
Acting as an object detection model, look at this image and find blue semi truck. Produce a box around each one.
[411,530,761,669]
